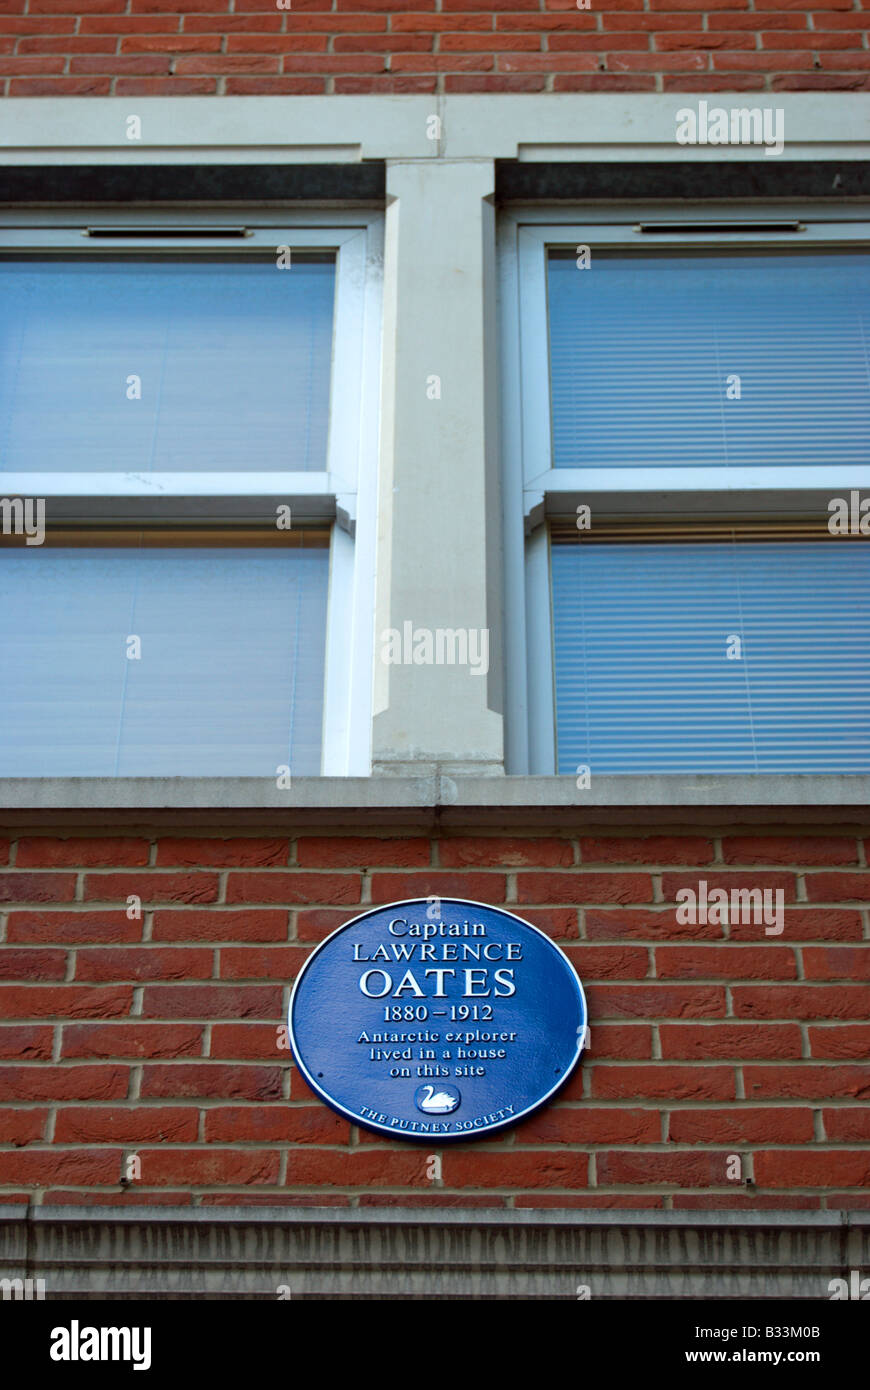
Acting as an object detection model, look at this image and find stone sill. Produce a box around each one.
[0,774,868,832]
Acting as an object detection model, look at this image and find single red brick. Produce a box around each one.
[515,1106,660,1144]
[8,911,141,945]
[138,1148,280,1185]
[0,56,66,72]
[824,1109,870,1141]
[219,946,310,980]
[518,872,652,904]
[659,1023,801,1060]
[332,34,430,51]
[607,51,708,69]
[70,53,171,71]
[0,1110,48,1145]
[723,836,857,865]
[586,907,722,941]
[603,11,701,26]
[295,909,350,941]
[579,836,713,865]
[54,1106,198,1143]
[297,837,430,868]
[0,1065,128,1102]
[655,946,796,980]
[114,76,216,91]
[122,33,230,50]
[61,1023,203,1059]
[9,77,113,92]
[563,945,649,979]
[357,1193,506,1207]
[809,1025,870,1059]
[674,1193,820,1209]
[0,985,131,1019]
[439,837,572,869]
[224,76,325,91]
[390,53,493,70]
[76,948,213,983]
[498,11,598,27]
[201,1193,349,1206]
[141,985,281,1019]
[668,1107,813,1143]
[279,1149,431,1186]
[661,871,796,902]
[0,947,67,980]
[516,1194,663,1208]
[205,1105,349,1143]
[16,837,149,868]
[210,1023,287,1059]
[580,1024,652,1060]
[0,873,77,903]
[444,1151,590,1187]
[711,48,815,67]
[516,907,579,937]
[598,1150,732,1185]
[0,1026,54,1060]
[732,909,862,941]
[369,872,505,903]
[227,871,359,906]
[283,53,385,70]
[0,17,77,31]
[152,909,288,942]
[800,872,867,906]
[84,871,219,904]
[744,1065,870,1100]
[734,985,870,1020]
[140,1063,282,1100]
[79,13,180,29]
[392,13,491,28]
[0,1149,121,1185]
[710,10,805,25]
[586,983,726,1019]
[661,74,765,88]
[755,1150,870,1186]
[803,947,870,980]
[591,1065,734,1101]
[657,30,755,48]
[45,1189,193,1205]
[156,837,289,867]
[440,32,539,49]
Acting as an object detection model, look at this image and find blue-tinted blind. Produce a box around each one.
[0,543,329,775]
[0,257,335,473]
[551,539,870,773]
[547,251,870,468]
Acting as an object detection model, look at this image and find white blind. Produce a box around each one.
[547,250,870,469]
[0,256,335,473]
[0,541,329,776]
[551,536,870,773]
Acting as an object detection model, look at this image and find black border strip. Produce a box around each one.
[0,162,386,204]
[496,160,870,201]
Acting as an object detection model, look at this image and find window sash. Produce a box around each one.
[499,208,870,774]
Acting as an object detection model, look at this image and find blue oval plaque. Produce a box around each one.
[288,897,587,1141]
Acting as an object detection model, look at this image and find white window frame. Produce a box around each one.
[499,205,870,774]
[0,206,384,776]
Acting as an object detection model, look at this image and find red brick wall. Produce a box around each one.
[1,829,868,1208]
[1,0,869,98]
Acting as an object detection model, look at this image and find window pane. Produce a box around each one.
[547,250,870,469]
[0,540,329,776]
[551,538,870,773]
[0,256,335,473]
